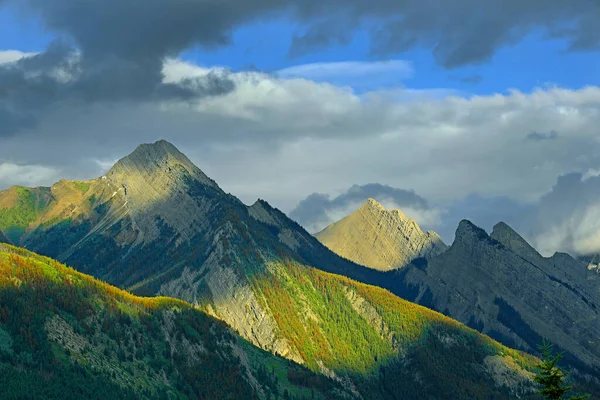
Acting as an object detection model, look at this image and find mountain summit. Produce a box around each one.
[102,140,225,247]
[107,139,219,189]
[315,198,447,271]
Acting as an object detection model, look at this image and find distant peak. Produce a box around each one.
[491,222,522,240]
[130,139,186,160]
[317,197,447,271]
[491,221,514,234]
[356,198,413,224]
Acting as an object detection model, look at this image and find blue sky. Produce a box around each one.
[2,5,598,96]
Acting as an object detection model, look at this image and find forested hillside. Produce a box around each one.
[0,244,350,400]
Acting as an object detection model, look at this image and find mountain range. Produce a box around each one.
[0,140,597,398]
[315,200,600,383]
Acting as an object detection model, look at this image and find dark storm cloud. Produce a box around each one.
[1,0,598,135]
[0,38,234,135]
[289,183,431,233]
[0,108,36,137]
[526,130,559,141]
[10,0,600,70]
[286,0,600,68]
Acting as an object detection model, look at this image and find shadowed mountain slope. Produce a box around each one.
[0,230,9,244]
[394,221,600,373]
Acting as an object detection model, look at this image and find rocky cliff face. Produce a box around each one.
[104,140,224,247]
[312,207,600,377]
[398,220,600,373]
[315,198,447,271]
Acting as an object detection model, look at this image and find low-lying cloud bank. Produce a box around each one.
[291,172,600,258]
[289,183,440,233]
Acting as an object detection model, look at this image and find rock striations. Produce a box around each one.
[103,139,225,246]
[315,198,447,271]
[398,220,600,373]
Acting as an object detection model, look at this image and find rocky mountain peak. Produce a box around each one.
[360,198,409,220]
[490,222,541,261]
[94,140,226,247]
[361,197,386,211]
[454,219,488,241]
[315,199,447,271]
[107,139,218,189]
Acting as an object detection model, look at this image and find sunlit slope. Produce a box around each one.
[193,257,541,399]
[315,198,447,271]
[0,244,350,400]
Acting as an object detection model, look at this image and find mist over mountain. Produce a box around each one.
[292,176,600,259]
[289,184,437,234]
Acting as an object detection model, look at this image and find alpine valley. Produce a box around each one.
[0,140,597,398]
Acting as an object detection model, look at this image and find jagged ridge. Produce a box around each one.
[399,220,600,376]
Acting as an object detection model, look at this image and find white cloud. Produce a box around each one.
[276,60,414,87]
[2,57,600,257]
[520,173,600,256]
[0,50,37,65]
[0,162,60,188]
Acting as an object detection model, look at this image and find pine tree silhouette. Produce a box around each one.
[534,339,589,400]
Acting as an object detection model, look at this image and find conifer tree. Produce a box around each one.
[534,339,589,400]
